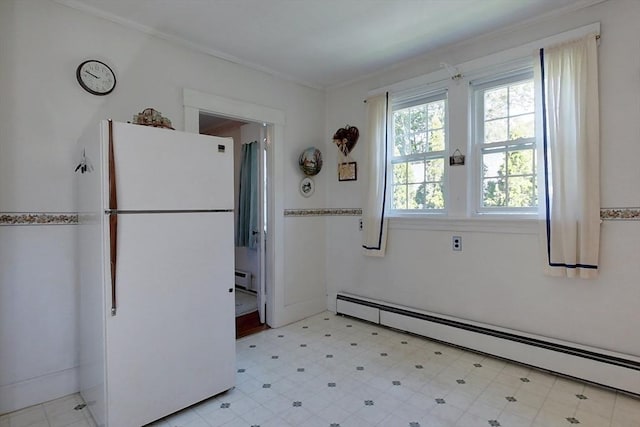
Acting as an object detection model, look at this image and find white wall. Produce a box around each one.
[0,0,326,413]
[325,0,640,358]
[5,0,637,415]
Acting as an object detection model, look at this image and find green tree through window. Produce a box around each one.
[476,74,537,211]
[391,95,447,211]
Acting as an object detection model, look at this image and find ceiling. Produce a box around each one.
[199,112,247,135]
[57,0,596,89]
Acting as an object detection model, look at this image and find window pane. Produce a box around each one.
[394,108,410,131]
[428,100,445,129]
[428,129,445,151]
[390,96,447,212]
[509,81,534,115]
[482,151,505,178]
[509,114,534,140]
[410,106,427,132]
[426,158,444,182]
[408,161,424,183]
[484,118,508,143]
[409,132,427,154]
[407,184,421,209]
[476,74,537,212]
[393,109,410,155]
[483,179,506,207]
[393,162,407,184]
[484,87,508,120]
[393,185,407,209]
[393,135,409,156]
[507,176,536,207]
[416,183,445,209]
[507,149,534,175]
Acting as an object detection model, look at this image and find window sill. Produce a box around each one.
[388,215,538,234]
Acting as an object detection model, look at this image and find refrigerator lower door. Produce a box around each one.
[105,212,235,427]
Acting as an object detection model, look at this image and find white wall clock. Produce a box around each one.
[76,60,116,96]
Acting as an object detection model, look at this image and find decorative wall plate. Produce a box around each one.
[299,147,323,176]
[299,177,315,197]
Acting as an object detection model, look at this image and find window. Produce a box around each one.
[389,92,447,213]
[472,72,537,213]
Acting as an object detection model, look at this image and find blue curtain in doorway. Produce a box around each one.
[236,141,259,249]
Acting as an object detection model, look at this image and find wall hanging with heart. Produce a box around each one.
[332,125,359,156]
[333,125,359,181]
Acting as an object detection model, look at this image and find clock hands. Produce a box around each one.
[84,70,100,79]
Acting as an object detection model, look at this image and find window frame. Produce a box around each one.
[365,23,597,229]
[387,90,449,217]
[470,69,538,216]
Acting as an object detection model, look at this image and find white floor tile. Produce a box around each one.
[495,411,534,427]
[200,406,238,427]
[428,401,465,425]
[573,408,614,427]
[5,311,640,427]
[501,400,541,421]
[465,399,502,420]
[278,405,313,426]
[454,411,491,427]
[9,405,48,427]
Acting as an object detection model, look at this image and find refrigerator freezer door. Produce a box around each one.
[105,121,233,211]
[105,212,235,427]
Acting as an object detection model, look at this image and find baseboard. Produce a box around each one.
[0,367,79,414]
[336,292,640,396]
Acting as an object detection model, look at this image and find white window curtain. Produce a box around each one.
[537,34,600,278]
[362,92,389,257]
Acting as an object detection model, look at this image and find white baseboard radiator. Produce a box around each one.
[235,269,252,289]
[336,292,640,396]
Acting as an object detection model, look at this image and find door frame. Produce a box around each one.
[183,88,284,327]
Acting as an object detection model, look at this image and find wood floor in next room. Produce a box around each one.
[236,310,268,339]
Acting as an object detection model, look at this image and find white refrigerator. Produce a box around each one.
[77,120,236,427]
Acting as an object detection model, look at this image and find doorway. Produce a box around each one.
[199,112,269,337]
[184,88,292,330]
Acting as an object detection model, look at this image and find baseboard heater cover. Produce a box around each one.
[336,293,640,396]
[234,269,252,289]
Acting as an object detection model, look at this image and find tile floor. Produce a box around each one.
[0,394,94,427]
[3,312,639,427]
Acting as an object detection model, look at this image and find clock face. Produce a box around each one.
[76,60,116,95]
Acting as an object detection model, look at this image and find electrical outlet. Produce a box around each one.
[452,236,462,251]
[359,218,363,231]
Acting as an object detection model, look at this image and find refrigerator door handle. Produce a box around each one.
[109,213,118,316]
[108,120,118,316]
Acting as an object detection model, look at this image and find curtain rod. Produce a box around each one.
[363,25,600,103]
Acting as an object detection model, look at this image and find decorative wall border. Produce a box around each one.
[284,208,362,217]
[0,213,78,226]
[600,208,640,221]
[1,207,637,224]
[283,208,640,220]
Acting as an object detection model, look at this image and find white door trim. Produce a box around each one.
[183,88,285,327]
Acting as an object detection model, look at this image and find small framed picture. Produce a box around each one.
[338,162,357,181]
